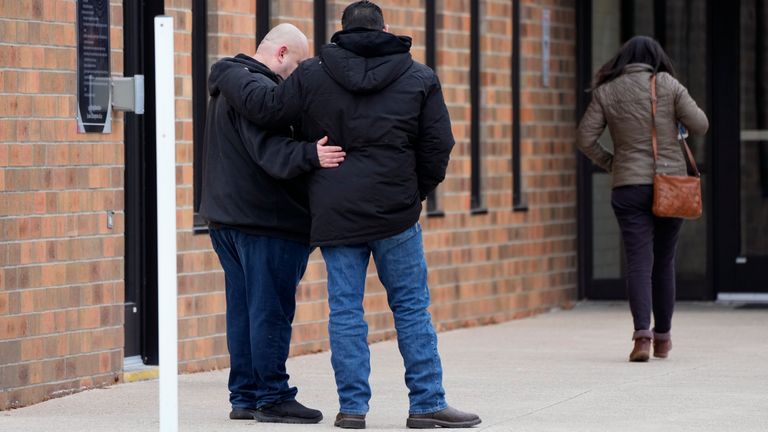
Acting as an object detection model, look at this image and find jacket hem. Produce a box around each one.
[612,179,654,188]
[209,222,310,245]
[311,217,420,247]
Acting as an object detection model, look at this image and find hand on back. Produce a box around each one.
[316,136,346,168]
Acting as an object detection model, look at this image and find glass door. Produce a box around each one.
[733,0,768,293]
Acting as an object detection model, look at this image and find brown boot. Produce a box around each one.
[629,337,651,362]
[653,332,672,358]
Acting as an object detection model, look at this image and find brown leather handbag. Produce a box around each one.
[649,75,703,219]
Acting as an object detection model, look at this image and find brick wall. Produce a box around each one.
[517,0,578,298]
[0,0,126,409]
[1,0,579,409]
[422,0,577,329]
[170,0,229,374]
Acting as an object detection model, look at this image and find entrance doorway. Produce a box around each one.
[123,0,164,365]
[577,0,712,300]
[716,0,768,296]
[577,0,768,299]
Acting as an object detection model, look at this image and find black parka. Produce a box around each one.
[208,30,455,246]
[199,54,320,243]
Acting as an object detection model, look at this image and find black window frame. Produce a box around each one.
[314,0,327,55]
[256,0,270,44]
[512,0,527,211]
[425,0,445,217]
[470,0,487,214]
[192,0,208,232]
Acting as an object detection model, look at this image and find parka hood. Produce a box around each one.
[320,29,413,94]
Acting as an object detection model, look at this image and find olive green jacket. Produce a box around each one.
[577,63,709,187]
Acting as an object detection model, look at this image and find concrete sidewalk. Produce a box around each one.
[2,302,767,431]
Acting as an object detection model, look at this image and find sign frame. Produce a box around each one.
[76,0,113,133]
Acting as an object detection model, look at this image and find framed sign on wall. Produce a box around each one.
[76,0,112,133]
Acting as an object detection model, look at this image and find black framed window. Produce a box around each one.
[425,0,444,217]
[257,0,270,44]
[575,0,593,299]
[192,0,208,231]
[314,0,327,55]
[511,0,526,211]
[470,0,487,214]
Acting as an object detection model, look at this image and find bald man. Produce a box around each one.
[202,24,344,424]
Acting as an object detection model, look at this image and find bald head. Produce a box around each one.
[254,24,310,79]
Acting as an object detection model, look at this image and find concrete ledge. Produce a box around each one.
[122,368,159,383]
[122,356,159,383]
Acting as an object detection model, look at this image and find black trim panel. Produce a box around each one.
[469,0,485,213]
[314,0,327,54]
[256,0,270,44]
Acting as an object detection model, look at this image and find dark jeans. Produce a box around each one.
[209,227,310,409]
[611,185,684,339]
[321,223,447,415]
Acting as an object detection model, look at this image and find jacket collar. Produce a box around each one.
[232,54,282,83]
[623,63,654,74]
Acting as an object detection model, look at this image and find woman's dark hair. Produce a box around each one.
[592,36,676,89]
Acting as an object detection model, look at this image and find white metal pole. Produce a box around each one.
[154,15,178,432]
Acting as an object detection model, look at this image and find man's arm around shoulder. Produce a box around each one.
[237,115,345,179]
[210,59,305,128]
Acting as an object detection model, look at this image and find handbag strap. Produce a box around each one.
[650,75,659,171]
[679,128,701,176]
[650,75,701,177]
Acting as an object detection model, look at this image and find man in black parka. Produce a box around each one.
[200,23,345,425]
[208,2,480,429]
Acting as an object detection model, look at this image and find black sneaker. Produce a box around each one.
[406,406,481,428]
[334,412,366,429]
[229,407,258,420]
[255,400,323,424]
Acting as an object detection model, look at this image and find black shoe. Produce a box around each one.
[334,412,366,429]
[406,406,481,428]
[255,400,323,424]
[229,407,258,420]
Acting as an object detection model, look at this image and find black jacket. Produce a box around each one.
[209,29,455,246]
[200,54,320,243]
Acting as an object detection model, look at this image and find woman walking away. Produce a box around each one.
[577,36,708,362]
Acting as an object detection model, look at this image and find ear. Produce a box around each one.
[383,24,390,33]
[277,45,288,63]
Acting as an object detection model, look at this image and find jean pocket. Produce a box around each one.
[374,223,418,251]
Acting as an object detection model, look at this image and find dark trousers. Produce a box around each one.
[209,227,310,409]
[611,186,683,338]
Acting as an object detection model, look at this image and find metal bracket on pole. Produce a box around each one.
[154,15,178,432]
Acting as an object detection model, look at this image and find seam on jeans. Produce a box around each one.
[430,325,443,411]
[409,402,448,415]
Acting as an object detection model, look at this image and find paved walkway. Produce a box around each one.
[2,302,767,431]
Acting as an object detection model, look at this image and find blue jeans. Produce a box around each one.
[321,223,447,415]
[209,227,310,409]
